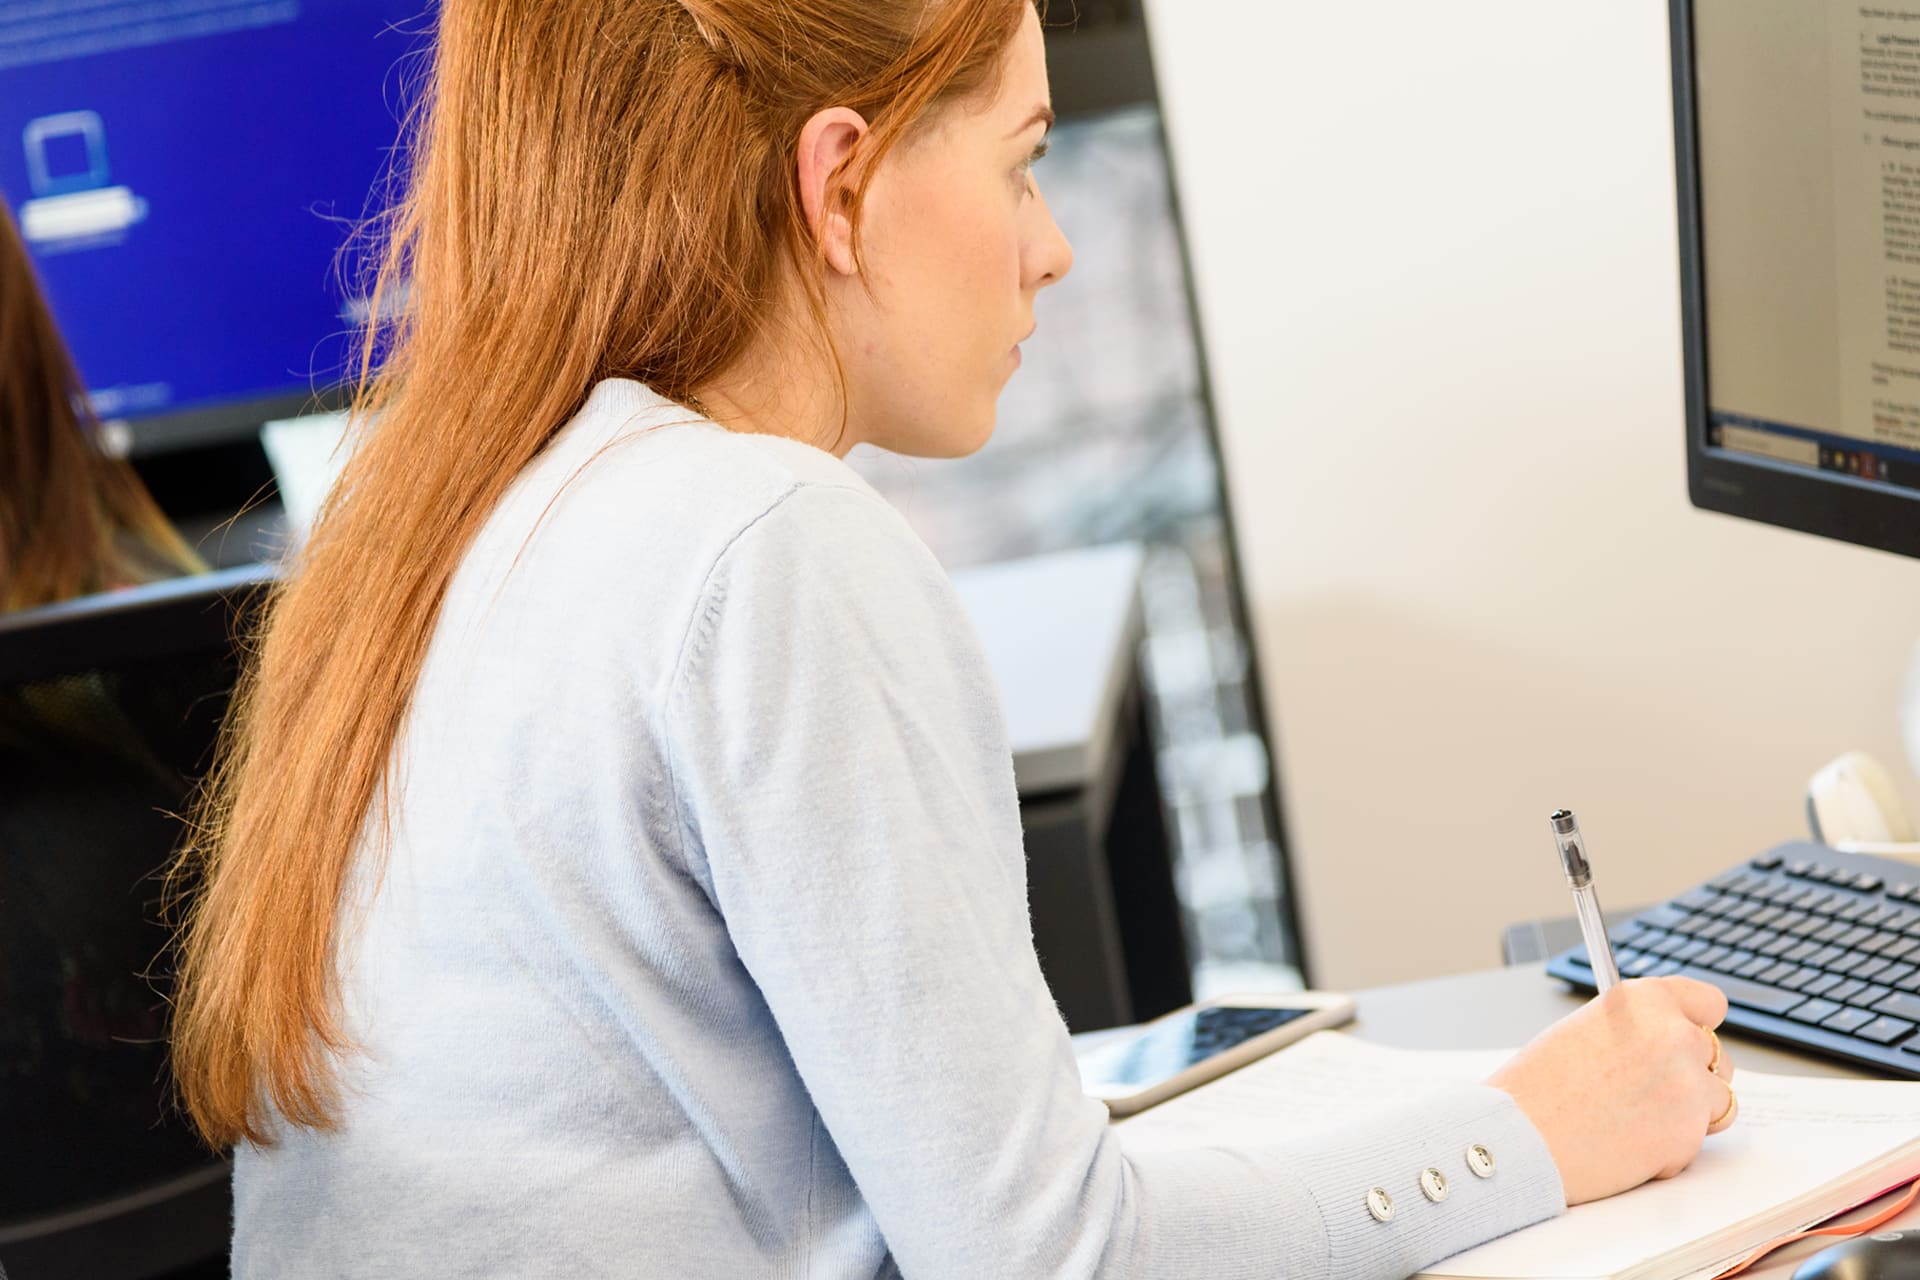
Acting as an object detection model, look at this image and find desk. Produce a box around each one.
[951,544,1191,1032]
[1353,962,1910,1278]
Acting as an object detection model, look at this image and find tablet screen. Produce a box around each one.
[1077,1005,1313,1091]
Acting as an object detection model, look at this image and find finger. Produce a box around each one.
[1658,1148,1700,1180]
[1712,1039,1736,1085]
[1706,1077,1739,1135]
[1661,975,1730,1029]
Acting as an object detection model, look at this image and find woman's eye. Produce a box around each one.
[1016,140,1050,195]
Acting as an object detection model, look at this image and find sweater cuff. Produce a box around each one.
[1295,1083,1565,1278]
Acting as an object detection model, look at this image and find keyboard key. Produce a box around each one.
[1813,921,1852,944]
[1696,944,1734,970]
[1623,953,1661,977]
[1712,870,1759,892]
[1838,926,1876,948]
[1853,984,1895,1009]
[1789,997,1844,1024]
[1755,933,1797,958]
[1881,962,1918,986]
[1838,902,1876,925]
[1753,852,1783,870]
[1860,930,1905,955]
[1828,952,1871,977]
[1735,954,1776,979]
[1757,962,1797,985]
[1822,1007,1877,1033]
[1796,889,1838,913]
[1787,916,1827,938]
[1855,958,1894,982]
[1803,973,1843,996]
[1676,966,1806,1015]
[1860,908,1901,929]
[1649,960,1683,977]
[1784,941,1822,964]
[1674,938,1712,963]
[1636,904,1691,930]
[1773,910,1811,932]
[1872,991,1920,1022]
[1898,971,1920,994]
[1748,906,1786,929]
[1856,874,1886,893]
[1777,967,1819,990]
[1719,926,1757,948]
[1670,913,1712,937]
[1887,939,1920,961]
[1676,888,1721,911]
[1828,979,1869,1004]
[1856,1016,1914,1045]
[1891,883,1919,902]
[1809,945,1848,968]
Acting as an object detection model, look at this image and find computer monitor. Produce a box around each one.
[0,565,273,1278]
[0,2,423,455]
[1676,0,1920,559]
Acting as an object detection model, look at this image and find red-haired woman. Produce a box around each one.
[172,3,1736,1275]
[0,204,200,608]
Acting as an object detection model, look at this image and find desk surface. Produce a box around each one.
[1352,963,1894,1278]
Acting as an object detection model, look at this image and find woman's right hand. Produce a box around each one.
[1485,975,1737,1205]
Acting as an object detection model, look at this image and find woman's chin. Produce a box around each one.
[874,407,998,460]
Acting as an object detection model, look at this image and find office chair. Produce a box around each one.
[0,565,276,1280]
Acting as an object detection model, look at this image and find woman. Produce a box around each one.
[0,203,201,608]
[172,1,1738,1275]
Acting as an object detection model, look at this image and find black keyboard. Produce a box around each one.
[1545,840,1920,1077]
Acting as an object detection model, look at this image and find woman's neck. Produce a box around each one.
[692,304,859,458]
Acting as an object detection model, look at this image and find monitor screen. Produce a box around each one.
[0,1,423,452]
[1679,0,1920,557]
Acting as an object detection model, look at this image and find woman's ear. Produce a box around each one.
[797,107,869,277]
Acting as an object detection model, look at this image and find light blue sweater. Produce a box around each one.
[232,379,1565,1277]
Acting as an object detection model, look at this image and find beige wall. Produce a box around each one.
[1143,0,1920,990]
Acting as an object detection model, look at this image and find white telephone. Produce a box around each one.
[1806,749,1920,862]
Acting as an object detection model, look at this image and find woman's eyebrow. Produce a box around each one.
[1006,105,1056,139]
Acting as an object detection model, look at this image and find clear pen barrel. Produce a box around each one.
[1571,883,1619,989]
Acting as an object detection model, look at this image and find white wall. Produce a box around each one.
[1144,0,1920,990]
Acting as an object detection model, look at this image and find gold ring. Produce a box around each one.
[1704,1027,1722,1075]
[1709,1084,1738,1133]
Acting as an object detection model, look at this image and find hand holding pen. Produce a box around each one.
[1476,809,1743,1203]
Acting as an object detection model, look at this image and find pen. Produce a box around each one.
[1551,808,1620,993]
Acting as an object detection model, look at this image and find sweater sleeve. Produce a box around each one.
[663,483,1565,1279]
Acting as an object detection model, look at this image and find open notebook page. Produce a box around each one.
[1112,1031,1920,1280]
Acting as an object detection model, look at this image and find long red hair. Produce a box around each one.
[171,0,1033,1149]
[0,204,201,607]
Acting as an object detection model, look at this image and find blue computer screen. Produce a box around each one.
[0,1,427,429]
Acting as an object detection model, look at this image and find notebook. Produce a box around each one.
[1112,1031,1920,1280]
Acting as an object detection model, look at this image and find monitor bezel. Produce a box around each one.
[1675,0,1920,559]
